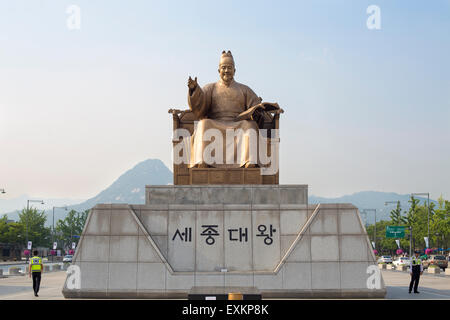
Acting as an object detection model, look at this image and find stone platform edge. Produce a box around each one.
[62,288,386,299]
[145,184,308,205]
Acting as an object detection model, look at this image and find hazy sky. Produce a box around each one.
[1,0,449,201]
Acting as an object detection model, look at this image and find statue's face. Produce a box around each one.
[219,62,235,83]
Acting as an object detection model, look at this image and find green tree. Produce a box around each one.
[0,215,25,245]
[411,200,435,248]
[5,221,26,245]
[389,202,407,225]
[366,195,449,256]
[431,195,450,250]
[0,215,9,243]
[404,196,427,249]
[406,196,420,225]
[0,215,24,260]
[55,210,89,250]
[18,207,51,247]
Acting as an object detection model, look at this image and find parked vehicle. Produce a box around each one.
[62,255,73,263]
[422,255,448,271]
[393,257,410,267]
[377,256,393,264]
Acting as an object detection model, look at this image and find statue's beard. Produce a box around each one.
[221,74,233,83]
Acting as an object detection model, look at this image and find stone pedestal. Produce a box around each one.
[62,185,385,299]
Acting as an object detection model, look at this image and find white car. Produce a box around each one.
[62,255,73,263]
[377,256,393,264]
[393,257,410,267]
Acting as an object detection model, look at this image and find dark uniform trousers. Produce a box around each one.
[32,271,42,294]
[409,265,420,293]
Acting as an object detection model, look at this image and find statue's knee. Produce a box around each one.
[196,119,210,131]
[240,120,259,132]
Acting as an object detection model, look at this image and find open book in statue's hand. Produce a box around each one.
[235,102,280,121]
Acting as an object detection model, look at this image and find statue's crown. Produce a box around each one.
[221,50,233,58]
[220,50,235,65]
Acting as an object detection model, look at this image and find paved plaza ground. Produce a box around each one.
[0,269,448,300]
[382,269,450,299]
[0,270,66,300]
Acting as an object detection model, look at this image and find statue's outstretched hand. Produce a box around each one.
[188,76,198,91]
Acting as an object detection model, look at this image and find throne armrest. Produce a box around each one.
[168,108,192,118]
[168,108,197,133]
[266,108,284,115]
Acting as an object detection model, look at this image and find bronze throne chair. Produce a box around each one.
[168,107,283,185]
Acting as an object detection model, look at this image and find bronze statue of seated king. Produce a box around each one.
[169,51,283,185]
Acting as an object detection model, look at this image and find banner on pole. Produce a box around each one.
[27,241,32,250]
[424,237,429,248]
[53,242,57,250]
[371,241,375,249]
[395,239,400,248]
[72,242,76,249]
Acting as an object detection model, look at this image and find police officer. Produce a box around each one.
[409,250,423,294]
[29,250,43,297]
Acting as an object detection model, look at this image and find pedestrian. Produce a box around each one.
[29,250,43,297]
[409,250,423,294]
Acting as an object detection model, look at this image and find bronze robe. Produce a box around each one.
[188,79,261,168]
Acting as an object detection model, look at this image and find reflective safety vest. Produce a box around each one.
[411,257,422,272]
[30,256,42,272]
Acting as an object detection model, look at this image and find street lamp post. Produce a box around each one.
[360,211,368,228]
[409,226,413,258]
[435,233,441,253]
[411,192,430,248]
[26,200,44,261]
[52,206,68,262]
[362,209,377,250]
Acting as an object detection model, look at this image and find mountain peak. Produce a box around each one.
[69,158,172,212]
